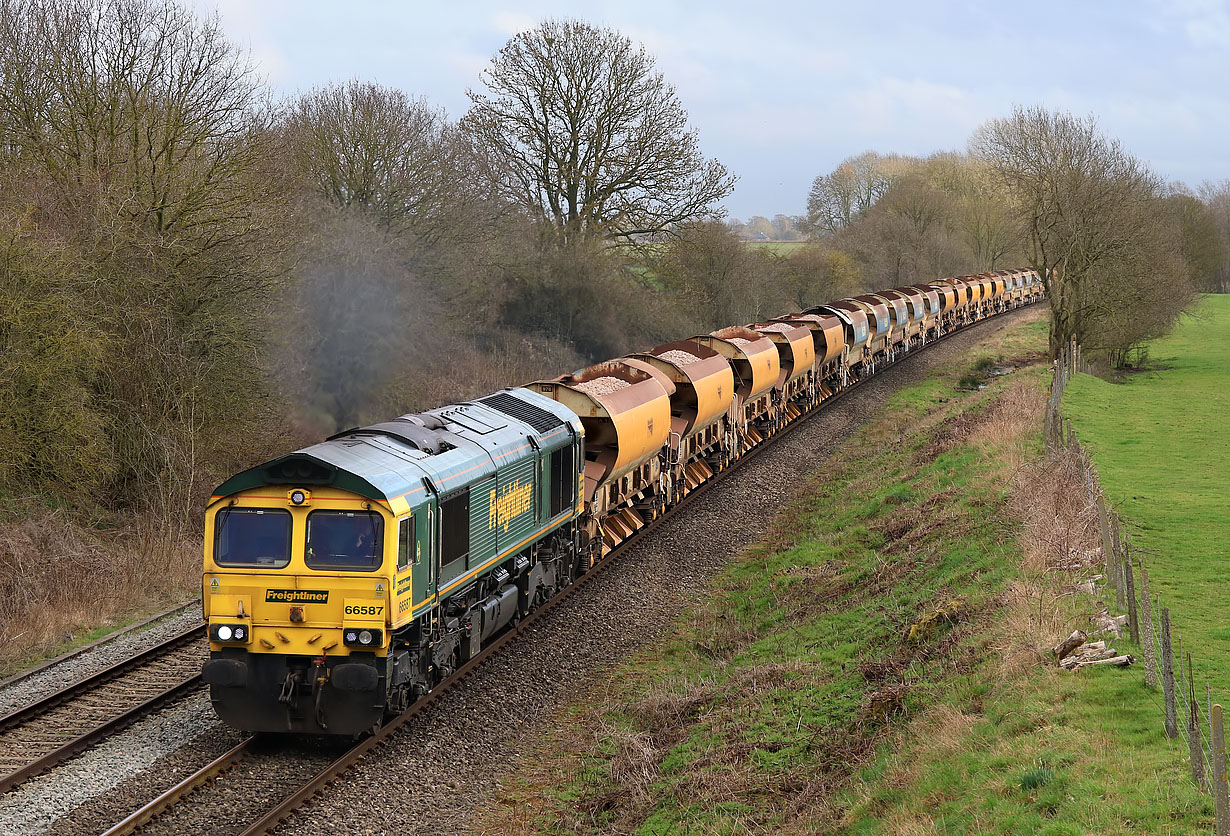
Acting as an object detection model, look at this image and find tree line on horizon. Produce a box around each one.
[799,132,1227,360]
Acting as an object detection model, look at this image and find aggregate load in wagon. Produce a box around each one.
[658,349,701,367]
[574,376,632,397]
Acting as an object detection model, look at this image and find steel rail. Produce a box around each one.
[0,600,198,691]
[98,739,256,836]
[0,624,205,734]
[0,625,206,794]
[91,300,1040,836]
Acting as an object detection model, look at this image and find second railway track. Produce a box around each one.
[0,624,206,794]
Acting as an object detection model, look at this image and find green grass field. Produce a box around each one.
[1063,294,1230,693]
[744,240,808,256]
[478,313,1209,835]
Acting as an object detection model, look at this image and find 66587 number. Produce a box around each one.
[344,605,383,616]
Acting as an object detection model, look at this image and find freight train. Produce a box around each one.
[202,269,1044,734]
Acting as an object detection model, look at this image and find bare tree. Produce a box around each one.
[461,18,735,244]
[971,107,1193,359]
[283,80,461,243]
[918,153,1021,270]
[1164,190,1226,293]
[805,151,904,235]
[1198,180,1230,292]
[777,246,861,310]
[654,221,768,328]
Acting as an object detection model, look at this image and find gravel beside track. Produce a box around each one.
[0,608,201,717]
[266,308,1041,836]
[0,637,205,790]
[0,691,222,836]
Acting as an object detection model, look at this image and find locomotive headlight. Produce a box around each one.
[211,623,249,643]
[358,630,373,645]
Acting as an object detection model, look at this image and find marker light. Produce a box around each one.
[233,626,245,641]
[343,628,383,648]
[217,625,233,641]
[287,489,311,506]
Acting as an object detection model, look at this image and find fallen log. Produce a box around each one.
[1061,653,1135,670]
[1053,630,1087,661]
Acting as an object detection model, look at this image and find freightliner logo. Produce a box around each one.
[265,589,329,604]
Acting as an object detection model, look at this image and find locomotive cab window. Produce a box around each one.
[305,510,383,572]
[214,508,291,568]
[549,445,575,517]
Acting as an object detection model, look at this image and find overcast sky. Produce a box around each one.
[191,0,1230,221]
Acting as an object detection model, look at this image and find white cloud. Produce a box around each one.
[492,11,538,36]
[1168,0,1230,47]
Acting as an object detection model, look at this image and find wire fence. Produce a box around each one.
[1048,339,1228,834]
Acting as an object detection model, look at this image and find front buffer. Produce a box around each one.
[203,649,385,736]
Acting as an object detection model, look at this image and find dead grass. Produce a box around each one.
[984,436,1105,682]
[0,506,197,667]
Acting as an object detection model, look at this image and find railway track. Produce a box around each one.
[0,624,206,795]
[91,301,1042,836]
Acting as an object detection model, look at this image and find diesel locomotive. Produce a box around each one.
[201,269,1045,734]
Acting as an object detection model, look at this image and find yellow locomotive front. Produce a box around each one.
[203,485,395,735]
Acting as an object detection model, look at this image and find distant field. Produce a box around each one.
[744,240,808,255]
[1064,294,1230,691]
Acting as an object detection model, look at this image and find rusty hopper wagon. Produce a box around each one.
[626,339,735,497]
[694,326,780,451]
[752,320,816,422]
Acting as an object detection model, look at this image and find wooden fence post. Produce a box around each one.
[1097,498,1117,604]
[1110,516,1126,610]
[1162,606,1178,739]
[1189,654,1208,789]
[1214,704,1229,836]
[1140,565,1157,688]
[1124,537,1139,644]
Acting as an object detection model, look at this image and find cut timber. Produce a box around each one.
[1091,613,1129,638]
[1053,630,1087,661]
[1077,654,1134,668]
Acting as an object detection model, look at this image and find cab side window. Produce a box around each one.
[397,516,415,570]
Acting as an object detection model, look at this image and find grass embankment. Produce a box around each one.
[479,314,1209,835]
[1063,294,1230,695]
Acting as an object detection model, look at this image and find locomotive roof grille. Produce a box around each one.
[480,392,565,433]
